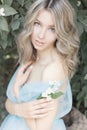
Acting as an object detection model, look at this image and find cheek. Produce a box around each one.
[33,26,40,34]
[32,29,39,40]
[46,34,57,43]
[52,34,57,43]
[31,29,37,40]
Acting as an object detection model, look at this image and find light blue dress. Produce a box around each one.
[0,67,72,130]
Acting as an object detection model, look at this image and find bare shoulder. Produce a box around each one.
[42,59,68,82]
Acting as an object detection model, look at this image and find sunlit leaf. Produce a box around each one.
[16,0,25,6]
[11,20,20,31]
[3,0,13,6]
[0,17,9,32]
[0,4,17,16]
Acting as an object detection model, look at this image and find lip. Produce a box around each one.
[35,40,44,45]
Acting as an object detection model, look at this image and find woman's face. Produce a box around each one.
[31,9,57,51]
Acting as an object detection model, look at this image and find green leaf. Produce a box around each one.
[81,44,87,61]
[84,95,87,107]
[77,91,85,101]
[69,0,78,12]
[0,31,8,49]
[0,31,8,40]
[76,100,82,109]
[19,16,25,28]
[77,22,84,36]
[82,0,87,7]
[83,65,87,75]
[17,0,25,7]
[11,20,20,31]
[51,91,63,99]
[80,18,87,27]
[78,10,87,24]
[84,74,87,80]
[72,82,81,93]
[82,85,87,93]
[25,0,33,10]
[18,7,25,16]
[78,10,87,19]
[7,36,13,47]
[0,4,17,16]
[0,17,9,32]
[84,26,87,32]
[3,0,13,6]
[37,94,44,100]
[0,40,7,49]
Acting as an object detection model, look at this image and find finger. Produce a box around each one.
[34,107,55,115]
[23,62,33,74]
[20,62,33,73]
[22,107,54,118]
[31,99,46,106]
[33,98,52,106]
[31,113,48,119]
[32,101,53,110]
[25,65,33,75]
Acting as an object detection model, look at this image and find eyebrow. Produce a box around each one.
[35,18,55,28]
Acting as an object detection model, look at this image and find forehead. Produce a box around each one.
[36,9,55,26]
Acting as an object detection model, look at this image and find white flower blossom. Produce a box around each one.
[42,92,48,97]
[41,82,59,99]
[77,1,81,7]
[42,88,54,97]
[42,86,57,98]
[42,88,54,98]
[52,86,58,92]
[37,81,63,100]
[0,8,5,16]
[49,81,54,85]
[46,87,54,94]
[49,80,58,86]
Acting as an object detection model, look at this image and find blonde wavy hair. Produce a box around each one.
[17,0,80,78]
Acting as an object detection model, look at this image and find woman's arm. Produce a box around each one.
[5,98,53,118]
[36,61,68,130]
[5,98,54,130]
[36,99,58,130]
[5,99,37,130]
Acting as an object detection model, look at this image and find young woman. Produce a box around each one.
[0,0,80,130]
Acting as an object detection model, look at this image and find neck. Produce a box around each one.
[36,47,57,64]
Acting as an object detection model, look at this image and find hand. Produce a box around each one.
[16,99,55,119]
[14,62,33,87]
[13,62,33,98]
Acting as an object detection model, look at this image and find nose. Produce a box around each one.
[38,28,46,39]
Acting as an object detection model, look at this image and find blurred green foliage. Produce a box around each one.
[0,0,87,118]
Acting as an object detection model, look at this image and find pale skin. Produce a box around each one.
[5,9,68,130]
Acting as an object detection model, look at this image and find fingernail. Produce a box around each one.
[30,65,33,69]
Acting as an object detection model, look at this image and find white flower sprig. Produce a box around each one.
[37,81,63,100]
[0,8,5,16]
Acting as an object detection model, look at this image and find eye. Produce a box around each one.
[49,28,55,32]
[34,21,40,26]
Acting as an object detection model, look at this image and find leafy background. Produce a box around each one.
[0,0,87,124]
